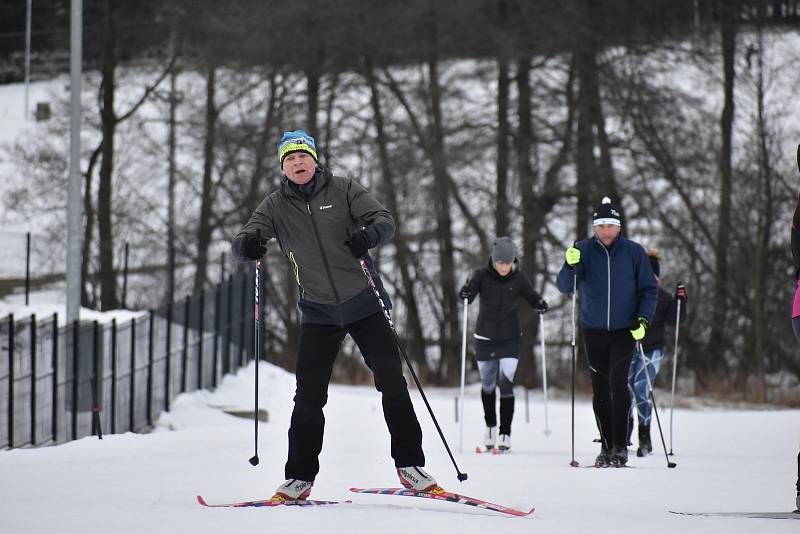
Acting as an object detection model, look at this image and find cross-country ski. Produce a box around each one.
[350,487,533,517]
[669,511,800,520]
[197,495,349,508]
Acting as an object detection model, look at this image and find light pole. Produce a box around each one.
[24,0,32,119]
[66,0,83,324]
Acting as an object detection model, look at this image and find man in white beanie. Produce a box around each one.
[555,197,658,467]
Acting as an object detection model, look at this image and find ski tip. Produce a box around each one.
[475,446,482,454]
[197,495,208,506]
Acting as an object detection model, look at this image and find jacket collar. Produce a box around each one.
[485,258,519,282]
[592,234,625,252]
[281,165,332,201]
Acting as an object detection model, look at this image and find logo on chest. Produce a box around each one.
[319,204,333,210]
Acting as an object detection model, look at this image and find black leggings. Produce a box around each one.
[794,317,800,498]
[284,312,424,480]
[584,329,635,451]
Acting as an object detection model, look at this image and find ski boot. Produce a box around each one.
[610,446,629,467]
[636,425,652,457]
[594,446,611,467]
[273,479,314,501]
[397,466,438,492]
[497,433,511,452]
[483,426,497,451]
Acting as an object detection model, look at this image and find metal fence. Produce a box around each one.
[0,267,255,449]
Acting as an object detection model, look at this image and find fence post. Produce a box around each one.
[212,284,220,389]
[165,303,172,411]
[129,317,136,432]
[51,313,58,444]
[147,310,154,426]
[110,318,117,434]
[181,296,189,393]
[220,253,226,286]
[197,291,205,390]
[71,320,79,441]
[8,314,15,448]
[25,233,31,305]
[30,315,37,446]
[91,320,102,439]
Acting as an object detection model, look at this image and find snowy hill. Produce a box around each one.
[0,360,797,534]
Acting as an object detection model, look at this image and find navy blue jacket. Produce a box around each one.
[556,236,658,331]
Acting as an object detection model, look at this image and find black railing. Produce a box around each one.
[0,267,255,449]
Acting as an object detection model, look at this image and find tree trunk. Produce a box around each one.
[363,54,428,377]
[426,5,459,385]
[166,22,179,306]
[97,0,119,311]
[751,17,770,403]
[514,56,540,388]
[495,56,510,237]
[574,52,595,239]
[586,50,620,214]
[706,0,737,384]
[81,143,103,308]
[193,63,218,294]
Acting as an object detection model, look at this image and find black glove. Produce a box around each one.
[536,299,549,313]
[243,230,267,260]
[675,283,687,302]
[459,284,472,300]
[345,230,370,258]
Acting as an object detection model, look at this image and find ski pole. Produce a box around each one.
[669,294,681,456]
[539,311,550,436]
[569,270,578,467]
[248,259,261,466]
[359,259,468,482]
[458,280,469,453]
[637,342,676,469]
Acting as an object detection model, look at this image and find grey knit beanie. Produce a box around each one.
[491,237,516,264]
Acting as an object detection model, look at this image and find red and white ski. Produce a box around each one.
[197,495,350,508]
[474,445,510,455]
[349,486,533,517]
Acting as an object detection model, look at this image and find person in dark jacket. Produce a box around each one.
[627,250,687,456]
[556,197,658,466]
[459,237,548,452]
[232,130,436,501]
[790,148,800,511]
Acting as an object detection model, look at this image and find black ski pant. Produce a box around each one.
[583,328,635,452]
[285,312,425,481]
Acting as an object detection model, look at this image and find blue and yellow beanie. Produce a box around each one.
[277,130,318,167]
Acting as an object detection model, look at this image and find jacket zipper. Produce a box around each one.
[598,241,611,330]
[306,201,345,326]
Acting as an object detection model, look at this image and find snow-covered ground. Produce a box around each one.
[0,360,797,534]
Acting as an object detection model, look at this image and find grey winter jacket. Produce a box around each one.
[231,166,394,324]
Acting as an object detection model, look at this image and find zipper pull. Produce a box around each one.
[307,202,311,214]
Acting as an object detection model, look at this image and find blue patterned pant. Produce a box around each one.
[628,348,663,426]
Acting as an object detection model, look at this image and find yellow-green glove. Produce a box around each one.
[630,317,649,341]
[565,247,581,266]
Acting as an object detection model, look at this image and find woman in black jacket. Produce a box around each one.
[459,237,548,451]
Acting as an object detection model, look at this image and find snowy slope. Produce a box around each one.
[0,360,797,534]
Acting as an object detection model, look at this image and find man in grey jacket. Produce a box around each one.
[232,130,436,501]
